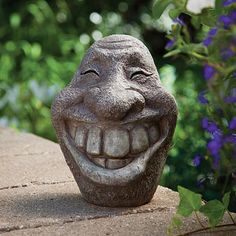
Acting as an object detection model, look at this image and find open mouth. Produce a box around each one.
[64,118,165,170]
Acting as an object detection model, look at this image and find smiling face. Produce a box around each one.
[51,35,177,207]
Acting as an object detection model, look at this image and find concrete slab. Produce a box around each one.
[0,182,178,233]
[1,208,177,236]
[0,127,235,236]
[0,127,73,188]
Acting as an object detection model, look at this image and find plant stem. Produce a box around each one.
[227,211,236,225]
[190,52,208,60]
[177,223,236,236]
[222,173,230,195]
[194,211,205,229]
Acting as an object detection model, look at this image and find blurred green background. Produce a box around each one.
[0,0,211,196]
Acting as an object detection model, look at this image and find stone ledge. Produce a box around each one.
[0,127,235,236]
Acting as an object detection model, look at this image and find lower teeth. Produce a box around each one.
[91,157,132,169]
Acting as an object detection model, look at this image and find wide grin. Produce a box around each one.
[64,119,163,170]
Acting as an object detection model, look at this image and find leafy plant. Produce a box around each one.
[168,186,236,235]
[153,0,236,233]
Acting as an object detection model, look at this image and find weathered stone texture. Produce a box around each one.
[51,34,178,206]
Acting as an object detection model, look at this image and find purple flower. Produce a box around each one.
[208,139,222,156]
[203,37,212,46]
[193,155,202,167]
[219,15,233,28]
[223,0,236,7]
[202,27,217,47]
[204,64,216,80]
[174,17,185,26]
[202,117,209,129]
[213,130,223,141]
[230,10,236,22]
[165,38,175,49]
[229,117,236,129]
[198,91,209,104]
[224,134,236,144]
[220,48,234,60]
[233,71,236,78]
[201,118,219,134]
[208,27,218,36]
[224,96,236,103]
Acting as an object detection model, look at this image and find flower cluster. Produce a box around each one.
[194,117,236,168]
[219,11,236,28]
[201,118,235,167]
[162,0,236,196]
[193,3,236,181]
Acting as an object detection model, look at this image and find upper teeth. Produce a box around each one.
[130,126,149,154]
[104,129,130,158]
[86,127,102,155]
[68,122,159,168]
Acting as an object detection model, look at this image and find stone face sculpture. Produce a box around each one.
[51,34,178,207]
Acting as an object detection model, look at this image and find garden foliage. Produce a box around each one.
[153,0,236,231]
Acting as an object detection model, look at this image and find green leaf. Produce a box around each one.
[164,49,181,57]
[152,0,172,19]
[177,186,202,217]
[186,43,208,55]
[167,214,183,235]
[172,215,183,228]
[191,16,201,29]
[169,9,181,19]
[200,9,217,27]
[222,192,230,209]
[200,200,226,227]
[215,0,224,15]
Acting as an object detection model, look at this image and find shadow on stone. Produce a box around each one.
[8,192,130,220]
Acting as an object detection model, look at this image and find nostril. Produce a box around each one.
[131,93,145,113]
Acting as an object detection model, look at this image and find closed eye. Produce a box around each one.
[81,69,99,76]
[130,70,153,80]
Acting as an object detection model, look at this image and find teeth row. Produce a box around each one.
[91,157,133,169]
[68,124,159,159]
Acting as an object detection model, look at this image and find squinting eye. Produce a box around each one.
[81,69,99,76]
[130,71,152,83]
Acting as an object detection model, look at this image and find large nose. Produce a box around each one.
[84,84,145,121]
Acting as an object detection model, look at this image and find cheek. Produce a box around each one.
[70,76,98,89]
[51,87,84,120]
[131,80,161,107]
[142,87,176,112]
